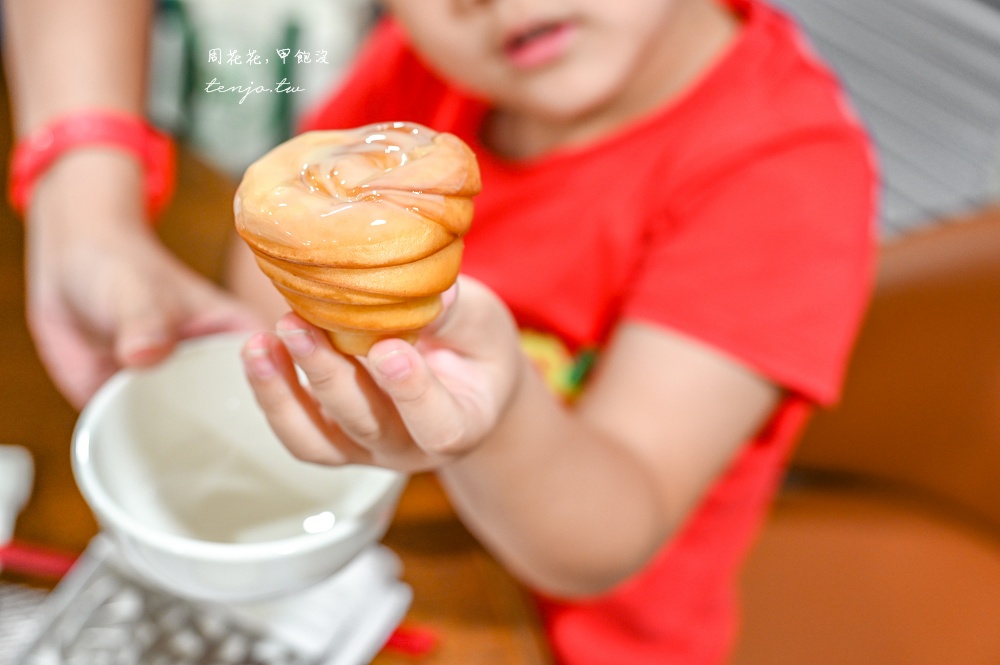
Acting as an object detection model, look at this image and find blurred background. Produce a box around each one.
[776,0,1000,235]
[738,0,1000,662]
[145,0,378,176]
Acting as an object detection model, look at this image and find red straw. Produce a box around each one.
[0,539,78,579]
[383,624,440,657]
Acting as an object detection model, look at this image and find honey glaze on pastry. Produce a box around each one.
[235,122,481,354]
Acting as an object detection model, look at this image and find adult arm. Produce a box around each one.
[3,0,262,407]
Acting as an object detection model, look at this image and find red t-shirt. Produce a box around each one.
[303,1,876,663]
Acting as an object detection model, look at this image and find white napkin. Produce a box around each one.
[227,545,412,664]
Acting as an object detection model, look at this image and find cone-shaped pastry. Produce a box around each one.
[235,122,481,354]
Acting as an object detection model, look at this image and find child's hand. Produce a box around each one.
[240,276,525,473]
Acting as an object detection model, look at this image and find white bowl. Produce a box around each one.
[72,334,406,603]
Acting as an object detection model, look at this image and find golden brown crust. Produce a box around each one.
[234,122,480,353]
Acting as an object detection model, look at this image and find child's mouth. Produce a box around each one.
[503,21,576,70]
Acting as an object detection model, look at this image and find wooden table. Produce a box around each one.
[0,93,551,664]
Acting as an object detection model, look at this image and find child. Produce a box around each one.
[233,0,877,663]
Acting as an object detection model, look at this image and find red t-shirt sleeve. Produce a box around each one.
[624,132,877,405]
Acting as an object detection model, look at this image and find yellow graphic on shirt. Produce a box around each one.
[519,329,597,402]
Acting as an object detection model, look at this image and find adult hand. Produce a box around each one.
[24,151,265,408]
[240,276,526,473]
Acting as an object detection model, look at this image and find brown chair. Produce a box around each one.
[732,208,1000,664]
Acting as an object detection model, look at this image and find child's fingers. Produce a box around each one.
[273,317,392,444]
[366,338,483,457]
[241,332,372,466]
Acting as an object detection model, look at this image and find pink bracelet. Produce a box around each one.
[8,110,177,220]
